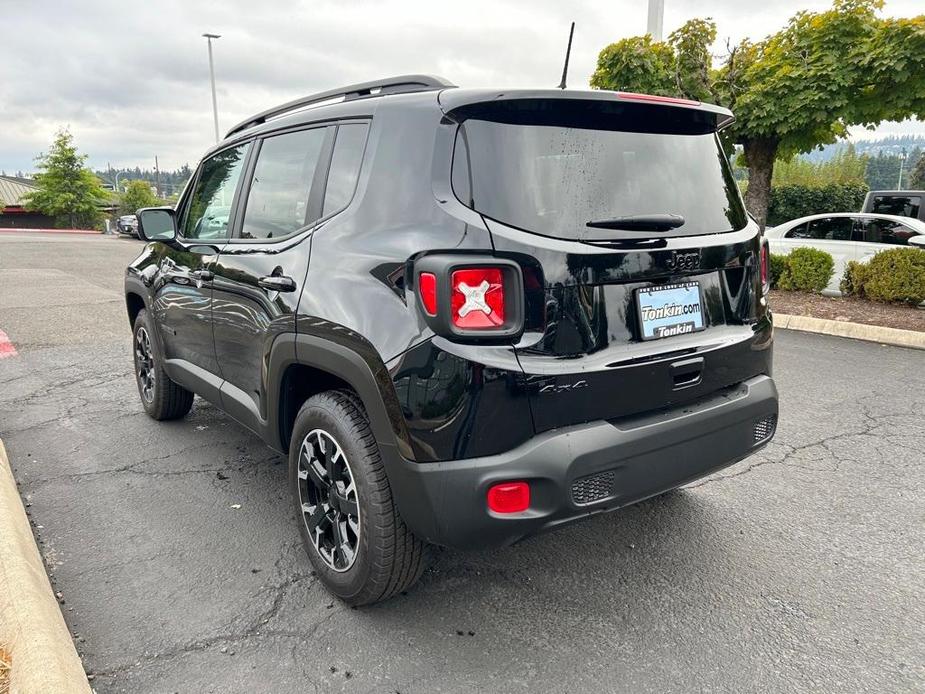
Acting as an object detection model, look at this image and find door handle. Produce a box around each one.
[191,269,214,282]
[258,275,296,292]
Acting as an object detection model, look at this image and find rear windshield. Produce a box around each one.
[869,195,921,219]
[451,107,747,241]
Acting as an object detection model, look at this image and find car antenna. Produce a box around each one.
[557,21,575,89]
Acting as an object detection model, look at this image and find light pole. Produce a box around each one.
[897,148,907,189]
[202,33,221,142]
[647,0,665,41]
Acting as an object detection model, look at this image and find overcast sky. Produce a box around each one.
[1,0,922,174]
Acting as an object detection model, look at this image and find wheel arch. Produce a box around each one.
[270,333,414,463]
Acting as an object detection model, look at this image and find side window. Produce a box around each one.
[871,195,921,219]
[240,127,328,240]
[452,129,473,206]
[785,223,810,239]
[321,123,369,217]
[863,219,922,246]
[182,144,249,240]
[804,217,852,240]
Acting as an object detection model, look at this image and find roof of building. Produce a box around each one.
[0,175,38,207]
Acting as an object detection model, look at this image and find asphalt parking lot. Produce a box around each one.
[0,231,923,693]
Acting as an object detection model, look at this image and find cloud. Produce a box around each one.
[0,0,921,173]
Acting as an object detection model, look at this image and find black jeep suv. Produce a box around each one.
[126,75,778,605]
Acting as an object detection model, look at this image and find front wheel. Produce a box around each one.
[289,390,427,605]
[132,309,194,420]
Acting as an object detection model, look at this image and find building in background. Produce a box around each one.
[0,176,54,228]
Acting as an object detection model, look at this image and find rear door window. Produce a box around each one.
[322,123,369,217]
[451,106,746,241]
[808,217,853,240]
[240,127,328,240]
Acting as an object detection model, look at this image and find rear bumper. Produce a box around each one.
[387,375,778,550]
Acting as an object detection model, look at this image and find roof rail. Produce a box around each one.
[225,74,456,139]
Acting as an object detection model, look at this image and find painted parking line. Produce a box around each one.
[0,330,18,359]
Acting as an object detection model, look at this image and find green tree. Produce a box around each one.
[773,145,868,187]
[119,180,159,215]
[590,0,925,228]
[22,129,109,228]
[910,152,925,188]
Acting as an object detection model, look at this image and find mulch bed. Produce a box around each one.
[769,290,925,333]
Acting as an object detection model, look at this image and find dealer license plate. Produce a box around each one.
[636,282,706,341]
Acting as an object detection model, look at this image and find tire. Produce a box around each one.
[289,390,427,605]
[132,309,194,420]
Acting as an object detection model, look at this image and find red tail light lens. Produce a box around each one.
[487,481,530,514]
[418,272,437,315]
[760,242,770,294]
[451,268,505,329]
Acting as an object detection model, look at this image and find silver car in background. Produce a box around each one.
[765,212,925,295]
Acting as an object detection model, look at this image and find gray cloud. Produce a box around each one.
[1,0,921,173]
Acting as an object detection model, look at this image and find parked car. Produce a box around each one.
[126,75,778,604]
[766,213,925,294]
[861,190,925,222]
[116,214,138,237]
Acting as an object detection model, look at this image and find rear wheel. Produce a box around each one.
[289,390,426,605]
[132,309,194,420]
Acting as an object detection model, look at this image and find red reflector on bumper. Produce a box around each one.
[487,481,530,514]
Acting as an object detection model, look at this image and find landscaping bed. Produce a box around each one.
[770,290,925,332]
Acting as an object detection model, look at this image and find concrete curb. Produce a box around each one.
[0,229,100,235]
[0,440,92,694]
[776,313,925,350]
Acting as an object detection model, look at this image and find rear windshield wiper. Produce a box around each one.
[586,214,685,232]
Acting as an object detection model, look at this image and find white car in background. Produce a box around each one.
[765,213,925,294]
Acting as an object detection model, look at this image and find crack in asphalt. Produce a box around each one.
[689,408,924,489]
[87,570,325,681]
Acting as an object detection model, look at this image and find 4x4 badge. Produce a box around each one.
[666,250,701,271]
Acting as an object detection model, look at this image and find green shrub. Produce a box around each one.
[861,248,925,305]
[777,247,833,292]
[840,260,869,297]
[766,183,869,227]
[769,253,789,289]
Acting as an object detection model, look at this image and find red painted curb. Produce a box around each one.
[0,330,17,360]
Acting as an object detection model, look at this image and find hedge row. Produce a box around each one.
[769,248,834,292]
[841,248,925,305]
[766,183,869,227]
[770,246,925,305]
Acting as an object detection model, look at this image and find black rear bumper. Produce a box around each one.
[386,375,778,550]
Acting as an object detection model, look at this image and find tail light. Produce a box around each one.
[450,268,505,329]
[760,240,770,295]
[414,255,524,341]
[418,272,438,315]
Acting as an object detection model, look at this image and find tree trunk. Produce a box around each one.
[743,137,779,231]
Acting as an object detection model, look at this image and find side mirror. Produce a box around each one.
[909,236,925,249]
[137,207,177,243]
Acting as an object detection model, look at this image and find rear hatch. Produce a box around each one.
[442,92,772,432]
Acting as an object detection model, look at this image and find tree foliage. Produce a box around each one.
[909,152,925,189]
[767,183,868,227]
[22,129,109,228]
[119,180,159,215]
[772,146,868,187]
[590,0,925,228]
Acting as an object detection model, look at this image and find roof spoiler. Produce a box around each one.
[439,89,735,132]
